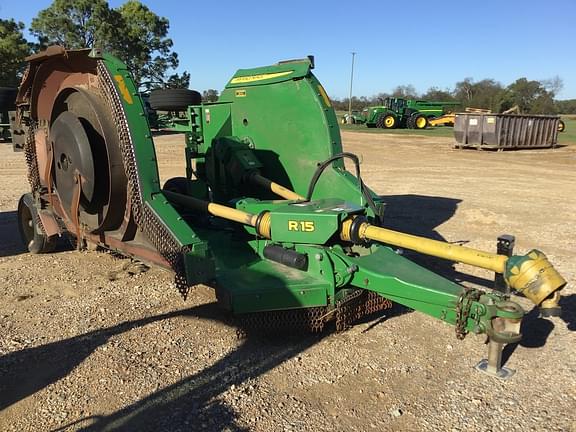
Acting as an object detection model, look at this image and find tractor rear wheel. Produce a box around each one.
[406,115,415,129]
[558,120,565,132]
[413,114,428,129]
[149,88,202,111]
[17,193,56,254]
[377,114,396,129]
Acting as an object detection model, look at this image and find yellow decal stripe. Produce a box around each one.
[317,84,332,107]
[114,75,133,105]
[230,70,294,84]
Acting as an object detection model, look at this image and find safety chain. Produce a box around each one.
[455,287,482,340]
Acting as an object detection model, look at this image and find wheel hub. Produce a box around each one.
[48,88,127,232]
[51,110,96,213]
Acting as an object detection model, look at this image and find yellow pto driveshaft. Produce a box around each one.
[341,217,566,314]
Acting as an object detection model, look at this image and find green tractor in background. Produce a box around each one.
[363,97,460,129]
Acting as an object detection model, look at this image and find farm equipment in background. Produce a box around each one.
[429,107,491,128]
[363,97,460,129]
[0,87,17,143]
[340,110,365,125]
[145,88,203,131]
[454,112,562,150]
[13,46,567,379]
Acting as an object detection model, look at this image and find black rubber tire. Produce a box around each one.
[17,193,56,254]
[384,114,396,129]
[406,115,415,129]
[558,120,565,133]
[0,87,17,111]
[149,88,202,111]
[413,114,429,129]
[376,114,396,129]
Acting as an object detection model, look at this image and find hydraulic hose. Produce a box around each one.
[248,173,305,201]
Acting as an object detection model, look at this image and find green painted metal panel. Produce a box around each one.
[197,229,331,313]
[202,63,378,213]
[219,258,329,313]
[101,54,214,283]
[225,60,312,88]
[268,199,359,244]
[329,246,468,324]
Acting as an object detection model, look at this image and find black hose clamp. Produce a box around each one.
[254,210,270,236]
[349,215,369,245]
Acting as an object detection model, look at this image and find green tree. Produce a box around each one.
[422,87,454,102]
[0,19,33,87]
[164,72,190,89]
[501,78,556,114]
[555,99,576,114]
[202,89,219,102]
[115,0,177,88]
[30,0,179,89]
[454,78,504,112]
[30,0,121,51]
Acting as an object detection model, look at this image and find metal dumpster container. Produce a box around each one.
[454,113,560,149]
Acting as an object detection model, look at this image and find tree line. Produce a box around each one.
[0,0,190,91]
[333,76,576,114]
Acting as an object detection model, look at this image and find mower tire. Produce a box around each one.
[149,89,202,111]
[18,193,56,254]
[0,87,17,111]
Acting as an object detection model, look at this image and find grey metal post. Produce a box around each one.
[348,52,356,119]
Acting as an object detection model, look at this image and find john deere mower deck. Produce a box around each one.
[14,47,566,378]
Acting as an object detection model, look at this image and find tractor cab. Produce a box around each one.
[383,97,408,113]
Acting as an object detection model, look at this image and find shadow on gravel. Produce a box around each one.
[0,210,26,257]
[0,304,238,412]
[379,194,493,288]
[0,301,345,431]
[0,298,406,431]
[501,293,576,366]
[76,333,318,432]
[379,194,510,290]
[63,309,409,432]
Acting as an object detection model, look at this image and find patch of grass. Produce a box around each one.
[339,123,455,137]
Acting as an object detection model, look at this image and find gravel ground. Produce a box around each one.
[0,131,575,431]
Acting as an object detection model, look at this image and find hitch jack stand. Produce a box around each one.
[475,339,515,380]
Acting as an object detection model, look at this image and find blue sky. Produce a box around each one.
[1,0,575,99]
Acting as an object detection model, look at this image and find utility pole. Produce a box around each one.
[348,51,356,121]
